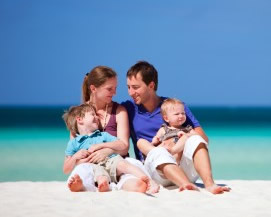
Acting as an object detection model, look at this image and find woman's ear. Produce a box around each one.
[90,84,96,93]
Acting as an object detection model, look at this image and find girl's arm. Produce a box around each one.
[170,134,188,155]
[151,127,165,145]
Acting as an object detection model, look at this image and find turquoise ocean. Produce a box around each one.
[0,106,270,182]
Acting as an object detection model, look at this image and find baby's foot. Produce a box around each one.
[97,176,110,192]
[68,174,84,192]
[147,179,160,194]
[179,183,199,192]
[206,184,231,194]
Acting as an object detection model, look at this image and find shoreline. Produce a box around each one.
[1,180,270,217]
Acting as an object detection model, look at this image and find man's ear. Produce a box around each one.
[148,81,155,90]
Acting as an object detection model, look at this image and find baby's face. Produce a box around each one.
[164,104,186,128]
[83,110,99,131]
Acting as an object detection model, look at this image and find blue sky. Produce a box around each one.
[0,0,270,106]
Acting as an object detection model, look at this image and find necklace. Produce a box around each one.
[102,104,108,131]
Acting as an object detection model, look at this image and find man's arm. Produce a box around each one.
[194,127,209,143]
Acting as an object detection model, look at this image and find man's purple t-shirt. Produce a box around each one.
[122,97,201,161]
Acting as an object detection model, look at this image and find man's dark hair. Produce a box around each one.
[127,61,158,91]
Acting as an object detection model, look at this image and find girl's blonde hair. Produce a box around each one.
[82,66,117,103]
[161,98,184,116]
[62,104,95,135]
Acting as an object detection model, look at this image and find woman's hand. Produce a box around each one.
[87,148,113,163]
[88,143,103,154]
[73,149,89,160]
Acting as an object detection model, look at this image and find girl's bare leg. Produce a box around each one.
[96,175,110,192]
[68,174,84,192]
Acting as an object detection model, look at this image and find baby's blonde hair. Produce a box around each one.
[161,98,184,116]
[62,103,95,135]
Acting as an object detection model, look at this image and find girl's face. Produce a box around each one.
[82,110,99,132]
[91,77,117,104]
[163,104,186,128]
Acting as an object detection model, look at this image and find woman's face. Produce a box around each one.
[92,77,117,104]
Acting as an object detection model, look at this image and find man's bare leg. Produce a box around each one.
[68,174,84,192]
[193,143,231,194]
[157,163,198,191]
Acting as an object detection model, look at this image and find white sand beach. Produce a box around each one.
[0,180,270,217]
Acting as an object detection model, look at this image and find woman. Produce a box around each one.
[67,66,158,192]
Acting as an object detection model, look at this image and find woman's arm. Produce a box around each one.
[88,139,127,153]
[86,104,130,163]
[115,104,130,156]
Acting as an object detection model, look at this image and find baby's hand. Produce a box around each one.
[160,142,172,153]
[177,131,186,138]
[151,136,160,145]
[74,149,89,160]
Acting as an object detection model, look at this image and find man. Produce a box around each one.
[122,61,230,194]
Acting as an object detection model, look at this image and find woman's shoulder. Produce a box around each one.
[113,101,127,114]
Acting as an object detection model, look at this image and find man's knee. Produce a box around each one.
[157,163,177,172]
[192,142,208,159]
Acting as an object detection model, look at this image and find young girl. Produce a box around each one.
[63,103,151,192]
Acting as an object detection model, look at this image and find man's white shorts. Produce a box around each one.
[144,135,208,186]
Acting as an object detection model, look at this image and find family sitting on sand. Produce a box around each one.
[62,61,230,194]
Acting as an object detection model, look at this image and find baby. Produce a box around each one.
[151,98,198,163]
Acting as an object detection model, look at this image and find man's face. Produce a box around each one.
[127,73,152,105]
